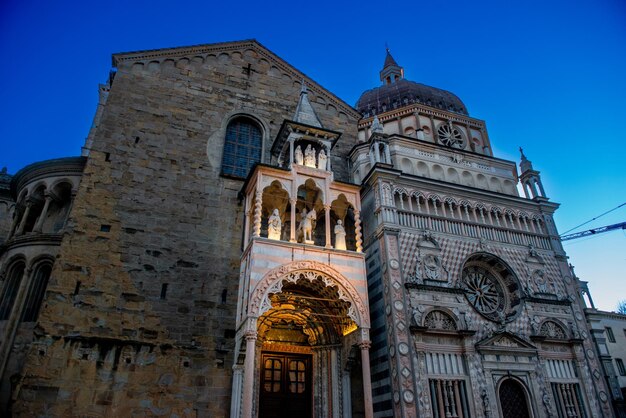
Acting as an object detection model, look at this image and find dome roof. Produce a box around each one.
[356,50,468,116]
[355,79,468,116]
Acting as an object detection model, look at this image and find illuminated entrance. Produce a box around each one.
[260,352,311,418]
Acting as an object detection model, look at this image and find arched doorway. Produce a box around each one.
[498,379,531,418]
[235,261,371,418]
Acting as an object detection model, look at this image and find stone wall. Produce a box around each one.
[12,42,360,416]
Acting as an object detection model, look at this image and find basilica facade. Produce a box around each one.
[0,40,614,417]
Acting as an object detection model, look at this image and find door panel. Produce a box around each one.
[260,352,312,418]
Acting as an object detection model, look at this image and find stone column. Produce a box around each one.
[0,266,32,381]
[326,144,332,172]
[342,369,352,418]
[360,340,374,418]
[384,143,391,164]
[33,194,53,233]
[530,180,539,198]
[7,210,20,239]
[368,148,376,166]
[241,330,258,418]
[325,205,332,248]
[290,198,297,242]
[253,193,262,238]
[15,200,32,235]
[374,143,381,162]
[230,365,244,418]
[537,179,547,197]
[354,210,363,253]
[289,137,295,169]
[331,348,340,418]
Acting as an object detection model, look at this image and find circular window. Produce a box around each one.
[437,124,465,149]
[461,253,522,323]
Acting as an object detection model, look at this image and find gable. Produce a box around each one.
[111,39,360,120]
[476,331,537,354]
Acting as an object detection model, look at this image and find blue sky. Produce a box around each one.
[1,0,624,310]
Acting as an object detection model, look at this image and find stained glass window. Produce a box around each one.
[221,118,262,178]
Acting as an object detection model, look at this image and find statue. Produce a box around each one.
[318,149,327,170]
[304,145,316,168]
[334,220,346,250]
[299,208,316,244]
[294,145,304,165]
[267,208,282,240]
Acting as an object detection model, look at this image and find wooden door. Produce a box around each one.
[259,352,312,418]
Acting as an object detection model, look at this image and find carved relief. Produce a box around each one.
[539,320,567,339]
[248,261,369,327]
[423,310,457,331]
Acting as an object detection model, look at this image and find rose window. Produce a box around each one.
[463,266,504,315]
[461,253,523,323]
[437,124,465,149]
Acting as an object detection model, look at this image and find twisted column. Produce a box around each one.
[354,210,363,252]
[253,193,262,238]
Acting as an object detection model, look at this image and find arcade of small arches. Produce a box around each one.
[388,187,547,235]
[0,255,53,323]
[7,179,77,239]
[354,155,516,196]
[247,179,363,252]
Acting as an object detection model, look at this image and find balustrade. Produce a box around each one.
[392,208,551,249]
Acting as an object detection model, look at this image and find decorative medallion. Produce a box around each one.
[389,259,400,270]
[403,390,415,403]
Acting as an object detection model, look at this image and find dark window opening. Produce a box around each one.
[221,118,262,178]
[0,262,25,320]
[160,283,168,299]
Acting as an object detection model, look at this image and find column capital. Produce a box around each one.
[359,340,371,350]
[244,330,257,341]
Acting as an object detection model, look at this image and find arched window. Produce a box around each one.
[0,261,25,320]
[221,117,262,178]
[21,263,52,322]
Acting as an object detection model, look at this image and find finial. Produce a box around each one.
[519,147,527,160]
[385,41,389,53]
[300,79,308,95]
[371,114,383,134]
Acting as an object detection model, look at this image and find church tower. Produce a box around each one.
[350,52,611,418]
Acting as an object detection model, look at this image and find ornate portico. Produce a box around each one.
[231,88,372,417]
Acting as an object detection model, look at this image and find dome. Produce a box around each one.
[356,50,469,116]
[355,79,468,116]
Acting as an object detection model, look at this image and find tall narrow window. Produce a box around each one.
[606,327,616,343]
[0,261,26,320]
[221,117,262,178]
[616,359,626,376]
[21,263,52,322]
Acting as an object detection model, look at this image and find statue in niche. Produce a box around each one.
[318,149,327,170]
[334,220,346,250]
[267,209,282,240]
[532,269,552,294]
[423,254,441,280]
[294,145,304,165]
[304,145,316,168]
[299,208,316,244]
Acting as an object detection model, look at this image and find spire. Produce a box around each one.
[380,47,404,85]
[519,147,533,172]
[383,48,399,68]
[293,81,323,128]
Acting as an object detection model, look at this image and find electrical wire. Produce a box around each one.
[561,201,626,235]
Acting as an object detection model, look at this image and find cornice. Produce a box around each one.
[11,157,86,198]
[112,39,361,120]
